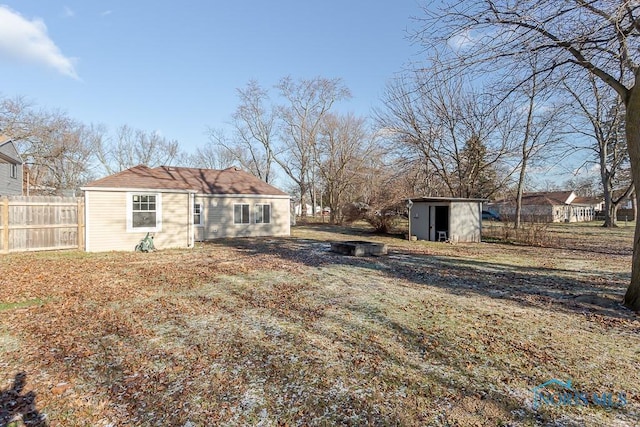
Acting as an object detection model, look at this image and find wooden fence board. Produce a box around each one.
[0,196,85,253]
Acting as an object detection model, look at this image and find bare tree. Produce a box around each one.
[377,70,513,199]
[415,0,640,310]
[565,75,633,227]
[276,76,351,217]
[93,124,181,174]
[508,57,566,228]
[207,81,277,182]
[186,142,237,170]
[0,97,96,194]
[316,113,380,224]
[206,128,267,177]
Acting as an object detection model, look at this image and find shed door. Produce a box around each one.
[434,205,449,240]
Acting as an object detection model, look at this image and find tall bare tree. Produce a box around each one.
[565,75,633,227]
[276,76,351,216]
[208,81,276,182]
[316,112,380,224]
[187,142,238,170]
[377,70,513,199]
[508,57,566,228]
[0,96,96,194]
[93,124,181,174]
[415,0,640,310]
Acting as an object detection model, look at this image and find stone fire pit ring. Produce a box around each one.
[330,241,388,257]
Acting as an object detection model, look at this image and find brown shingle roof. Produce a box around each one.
[493,191,576,206]
[572,196,602,206]
[521,191,574,205]
[83,165,289,196]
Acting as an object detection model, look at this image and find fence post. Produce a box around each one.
[77,198,85,251]
[2,197,8,253]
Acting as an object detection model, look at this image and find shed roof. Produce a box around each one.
[83,165,289,196]
[408,196,487,203]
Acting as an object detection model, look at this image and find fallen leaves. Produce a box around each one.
[0,227,638,425]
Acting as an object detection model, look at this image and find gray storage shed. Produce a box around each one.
[408,197,485,243]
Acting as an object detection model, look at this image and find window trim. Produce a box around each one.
[233,203,250,224]
[9,163,17,179]
[255,203,271,224]
[193,202,204,227]
[126,192,162,232]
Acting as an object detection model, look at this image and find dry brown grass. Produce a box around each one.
[0,222,638,426]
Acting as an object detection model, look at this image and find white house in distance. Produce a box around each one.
[408,197,485,243]
[489,191,597,223]
[0,135,23,196]
[81,165,290,252]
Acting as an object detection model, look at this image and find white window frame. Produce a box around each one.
[255,203,271,224]
[126,192,162,232]
[10,163,17,179]
[194,202,203,226]
[234,203,250,224]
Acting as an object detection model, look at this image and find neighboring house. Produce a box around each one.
[0,135,23,196]
[81,165,291,252]
[408,197,485,243]
[294,203,322,216]
[490,191,596,223]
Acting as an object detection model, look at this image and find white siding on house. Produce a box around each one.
[0,142,22,196]
[199,195,290,239]
[85,190,190,252]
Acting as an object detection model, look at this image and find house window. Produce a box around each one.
[194,203,203,226]
[234,204,250,224]
[10,164,17,179]
[255,204,271,224]
[127,193,162,232]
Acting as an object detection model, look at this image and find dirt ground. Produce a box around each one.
[0,222,638,426]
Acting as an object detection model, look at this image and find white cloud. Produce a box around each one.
[62,6,74,18]
[448,29,475,50]
[0,6,78,79]
[101,10,112,17]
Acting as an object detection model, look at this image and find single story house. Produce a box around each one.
[489,191,596,223]
[408,197,485,243]
[81,165,290,252]
[0,135,23,196]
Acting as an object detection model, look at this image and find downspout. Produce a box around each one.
[188,192,195,248]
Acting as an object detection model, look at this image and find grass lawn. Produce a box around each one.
[0,222,639,426]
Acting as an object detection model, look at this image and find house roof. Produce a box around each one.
[0,135,22,164]
[521,191,575,206]
[83,165,289,196]
[493,191,576,206]
[572,196,603,206]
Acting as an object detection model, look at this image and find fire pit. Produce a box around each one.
[330,241,388,257]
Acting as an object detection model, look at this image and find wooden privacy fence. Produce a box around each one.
[0,196,85,253]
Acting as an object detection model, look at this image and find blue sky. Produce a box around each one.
[0,1,425,155]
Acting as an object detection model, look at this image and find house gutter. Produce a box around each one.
[80,186,194,194]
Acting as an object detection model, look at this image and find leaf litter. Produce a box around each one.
[0,224,638,426]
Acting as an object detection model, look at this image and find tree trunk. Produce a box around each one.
[603,197,618,228]
[515,156,527,229]
[623,86,640,311]
[299,183,308,218]
[601,159,616,227]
